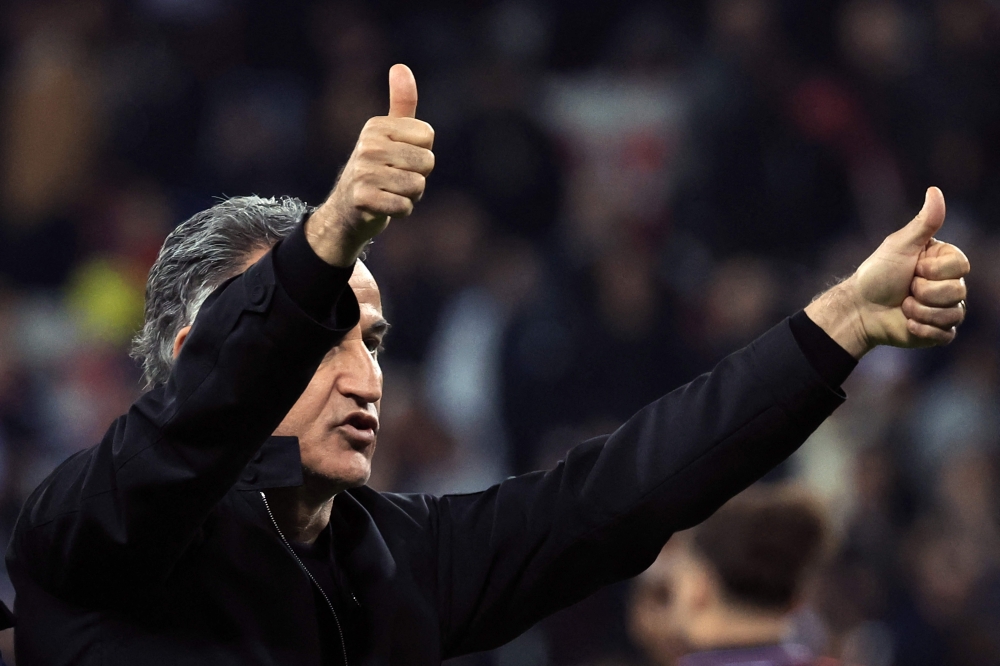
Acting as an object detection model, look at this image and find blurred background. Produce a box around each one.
[0,0,998,663]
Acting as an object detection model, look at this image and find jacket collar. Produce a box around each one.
[235,436,400,589]
[234,436,304,490]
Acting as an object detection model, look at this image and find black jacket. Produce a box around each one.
[7,222,850,665]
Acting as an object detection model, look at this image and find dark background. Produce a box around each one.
[0,0,999,664]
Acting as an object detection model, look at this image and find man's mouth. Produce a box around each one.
[337,412,379,447]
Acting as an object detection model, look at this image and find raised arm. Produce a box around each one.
[8,64,434,601]
[432,188,969,657]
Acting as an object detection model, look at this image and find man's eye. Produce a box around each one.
[364,338,383,355]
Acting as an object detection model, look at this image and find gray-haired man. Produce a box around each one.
[7,65,969,665]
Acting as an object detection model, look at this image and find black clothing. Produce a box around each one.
[288,527,360,666]
[788,309,856,387]
[9,218,851,665]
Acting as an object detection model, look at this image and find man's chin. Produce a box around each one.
[302,460,371,492]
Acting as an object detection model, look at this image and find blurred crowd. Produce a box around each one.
[0,0,999,664]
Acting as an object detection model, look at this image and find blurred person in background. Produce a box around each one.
[629,487,828,666]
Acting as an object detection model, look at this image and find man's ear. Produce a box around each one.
[173,325,192,359]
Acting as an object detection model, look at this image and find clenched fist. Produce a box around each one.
[806,187,970,358]
[306,64,435,267]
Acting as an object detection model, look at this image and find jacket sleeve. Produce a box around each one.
[435,318,847,657]
[7,221,359,602]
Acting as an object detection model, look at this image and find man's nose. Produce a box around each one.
[334,341,382,405]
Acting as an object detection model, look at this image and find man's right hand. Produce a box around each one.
[306,64,435,267]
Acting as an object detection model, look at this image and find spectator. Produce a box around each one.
[630,487,828,666]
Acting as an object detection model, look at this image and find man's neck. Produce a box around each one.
[264,484,337,546]
[686,603,791,652]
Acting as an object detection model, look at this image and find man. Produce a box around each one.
[629,487,830,666]
[7,65,969,664]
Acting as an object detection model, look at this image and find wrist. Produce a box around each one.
[803,276,872,360]
[304,201,368,268]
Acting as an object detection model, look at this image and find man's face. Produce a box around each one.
[272,259,388,491]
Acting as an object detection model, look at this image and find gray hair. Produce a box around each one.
[131,195,308,388]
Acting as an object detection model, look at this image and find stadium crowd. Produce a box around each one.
[0,0,998,664]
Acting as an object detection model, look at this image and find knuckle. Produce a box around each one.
[353,182,374,205]
[413,176,427,197]
[400,178,422,199]
[396,198,414,217]
[397,168,417,184]
[360,139,386,160]
[386,197,406,216]
[419,122,435,147]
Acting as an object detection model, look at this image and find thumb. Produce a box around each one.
[388,64,418,118]
[894,187,946,250]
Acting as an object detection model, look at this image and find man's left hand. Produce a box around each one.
[806,187,970,359]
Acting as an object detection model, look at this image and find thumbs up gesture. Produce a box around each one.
[806,187,970,358]
[307,64,435,267]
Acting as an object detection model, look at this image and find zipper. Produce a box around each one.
[260,490,349,666]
